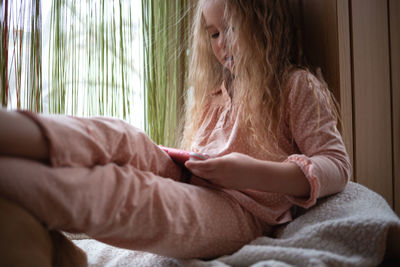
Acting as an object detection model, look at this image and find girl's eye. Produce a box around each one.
[211,32,219,39]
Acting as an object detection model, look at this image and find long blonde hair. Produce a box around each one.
[181,0,304,152]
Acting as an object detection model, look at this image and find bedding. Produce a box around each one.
[71,182,400,266]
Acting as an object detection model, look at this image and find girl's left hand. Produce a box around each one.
[184,152,260,190]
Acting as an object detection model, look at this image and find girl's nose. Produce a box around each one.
[218,33,226,48]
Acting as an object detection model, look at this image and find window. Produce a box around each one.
[2,0,144,129]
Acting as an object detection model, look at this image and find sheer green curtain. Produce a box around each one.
[1,0,42,112]
[47,0,143,127]
[1,0,191,145]
[1,0,143,127]
[142,0,191,146]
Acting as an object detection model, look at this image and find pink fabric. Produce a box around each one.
[191,69,351,223]
[0,69,350,258]
[0,119,264,258]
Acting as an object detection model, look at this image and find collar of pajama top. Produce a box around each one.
[191,79,297,161]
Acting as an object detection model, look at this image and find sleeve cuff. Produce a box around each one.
[284,154,320,209]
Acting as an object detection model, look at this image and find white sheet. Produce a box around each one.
[73,182,400,266]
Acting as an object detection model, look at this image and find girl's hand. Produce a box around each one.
[184,152,260,190]
[185,152,311,197]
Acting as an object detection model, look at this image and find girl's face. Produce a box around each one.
[202,0,234,72]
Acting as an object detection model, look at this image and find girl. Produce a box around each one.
[0,0,351,260]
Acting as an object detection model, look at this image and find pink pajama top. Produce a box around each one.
[189,69,351,225]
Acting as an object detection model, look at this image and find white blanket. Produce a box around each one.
[73,182,400,266]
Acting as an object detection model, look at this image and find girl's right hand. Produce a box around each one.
[185,152,311,197]
[185,152,260,190]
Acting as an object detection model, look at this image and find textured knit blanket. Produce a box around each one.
[73,182,400,266]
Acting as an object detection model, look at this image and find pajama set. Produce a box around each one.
[0,69,351,259]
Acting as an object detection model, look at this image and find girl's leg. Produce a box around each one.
[0,156,264,259]
[0,109,181,180]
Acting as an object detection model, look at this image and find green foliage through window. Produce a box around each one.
[1,0,191,145]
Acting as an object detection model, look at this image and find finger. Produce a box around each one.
[185,160,220,180]
[185,159,216,171]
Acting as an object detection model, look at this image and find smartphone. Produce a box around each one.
[159,146,208,165]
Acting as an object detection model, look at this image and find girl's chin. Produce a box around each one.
[224,60,234,72]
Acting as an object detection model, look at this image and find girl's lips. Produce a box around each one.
[224,55,233,61]
[224,55,234,69]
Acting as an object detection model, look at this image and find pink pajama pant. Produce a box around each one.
[0,112,264,259]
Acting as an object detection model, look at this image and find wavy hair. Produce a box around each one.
[181,0,304,154]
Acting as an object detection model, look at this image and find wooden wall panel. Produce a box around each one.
[336,0,353,175]
[351,0,393,205]
[389,0,400,215]
[301,0,340,97]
